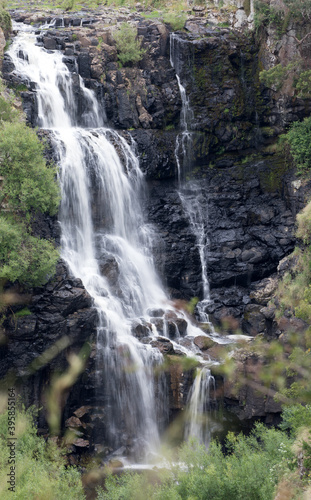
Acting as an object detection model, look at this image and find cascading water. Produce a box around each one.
[170,33,213,327]
[8,23,173,459]
[170,33,217,443]
[6,21,221,458]
[185,367,216,445]
[170,33,194,183]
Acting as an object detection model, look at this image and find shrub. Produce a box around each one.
[0,406,85,499]
[296,201,311,244]
[0,121,60,215]
[254,0,284,32]
[113,23,145,66]
[280,404,311,434]
[0,8,11,38]
[295,69,311,98]
[284,116,311,175]
[0,216,59,286]
[62,0,76,11]
[283,0,311,20]
[0,87,60,288]
[259,62,298,92]
[97,424,295,500]
[163,12,187,30]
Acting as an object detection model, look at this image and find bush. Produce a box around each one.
[0,216,58,286]
[259,62,298,92]
[0,406,85,499]
[0,8,11,38]
[280,404,311,434]
[284,116,311,175]
[163,12,187,30]
[296,201,311,244]
[97,424,295,500]
[254,0,284,32]
[283,0,311,20]
[62,0,76,11]
[0,85,60,288]
[295,70,311,98]
[0,121,59,215]
[113,23,145,66]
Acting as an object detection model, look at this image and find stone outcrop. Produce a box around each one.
[0,261,98,431]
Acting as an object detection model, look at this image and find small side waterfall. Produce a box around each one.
[170,33,217,445]
[170,33,194,182]
[170,33,213,327]
[185,367,216,445]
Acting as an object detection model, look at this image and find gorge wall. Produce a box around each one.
[1,6,311,454]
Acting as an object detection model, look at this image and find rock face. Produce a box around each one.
[2,11,309,435]
[0,261,98,430]
[222,351,282,422]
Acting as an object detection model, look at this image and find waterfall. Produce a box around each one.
[170,33,218,445]
[170,33,194,183]
[170,33,213,327]
[8,24,171,459]
[185,367,216,445]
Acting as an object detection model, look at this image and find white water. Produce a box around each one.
[8,25,172,458]
[7,23,221,457]
[170,34,194,183]
[170,33,214,327]
[170,33,218,444]
[185,367,216,445]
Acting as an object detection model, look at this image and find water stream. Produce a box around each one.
[170,33,217,443]
[7,23,219,457]
[170,33,214,327]
[8,24,170,458]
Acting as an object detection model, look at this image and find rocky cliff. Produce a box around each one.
[2,5,311,448]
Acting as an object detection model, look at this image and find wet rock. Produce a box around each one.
[73,438,90,448]
[65,416,85,429]
[150,337,174,354]
[131,319,152,339]
[147,308,164,317]
[149,317,164,334]
[43,36,57,50]
[242,304,266,336]
[99,254,119,287]
[175,317,188,336]
[108,459,124,468]
[74,406,92,419]
[193,335,216,350]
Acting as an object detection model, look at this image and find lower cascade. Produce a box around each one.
[6,22,220,460]
[185,367,216,446]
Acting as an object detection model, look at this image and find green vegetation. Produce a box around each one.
[282,116,311,175]
[0,6,11,38]
[0,406,85,499]
[295,70,311,98]
[253,0,284,33]
[96,423,301,500]
[0,82,59,287]
[259,62,298,92]
[0,216,59,286]
[62,0,76,10]
[283,0,311,21]
[113,23,145,66]
[163,11,187,31]
[0,122,59,214]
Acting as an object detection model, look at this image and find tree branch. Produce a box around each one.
[294,32,311,45]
